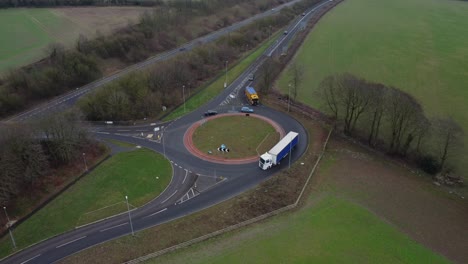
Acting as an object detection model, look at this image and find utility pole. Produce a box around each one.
[224,61,228,88]
[125,196,135,236]
[3,207,16,249]
[182,85,186,113]
[288,139,292,169]
[288,83,291,112]
[82,153,88,172]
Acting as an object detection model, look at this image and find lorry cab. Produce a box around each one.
[259,154,272,170]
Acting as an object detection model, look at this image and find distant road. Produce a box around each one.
[4,0,304,123]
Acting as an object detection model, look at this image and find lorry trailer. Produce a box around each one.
[245,86,259,106]
[259,131,299,170]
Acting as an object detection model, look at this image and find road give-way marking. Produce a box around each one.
[19,254,41,264]
[55,236,87,248]
[99,222,128,232]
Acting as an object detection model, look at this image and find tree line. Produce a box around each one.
[0,0,290,119]
[317,73,464,175]
[78,1,315,121]
[0,0,163,8]
[0,111,98,205]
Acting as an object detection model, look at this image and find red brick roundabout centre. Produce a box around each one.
[183,113,285,165]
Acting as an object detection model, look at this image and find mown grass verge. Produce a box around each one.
[192,115,276,159]
[162,32,280,121]
[0,148,171,258]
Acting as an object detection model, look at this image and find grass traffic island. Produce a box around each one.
[191,115,280,159]
[0,148,172,258]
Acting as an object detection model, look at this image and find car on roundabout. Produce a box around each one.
[204,110,218,116]
[240,106,254,113]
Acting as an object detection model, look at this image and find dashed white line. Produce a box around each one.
[20,254,41,264]
[56,236,87,248]
[145,208,168,218]
[178,166,182,169]
[161,190,178,204]
[99,222,128,232]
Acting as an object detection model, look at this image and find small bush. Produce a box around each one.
[417,155,440,175]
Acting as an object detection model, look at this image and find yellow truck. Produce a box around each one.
[245,86,259,106]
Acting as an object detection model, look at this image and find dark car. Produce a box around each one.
[240,107,254,113]
[204,110,218,116]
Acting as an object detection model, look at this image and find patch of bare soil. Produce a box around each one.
[318,136,468,263]
[52,6,149,36]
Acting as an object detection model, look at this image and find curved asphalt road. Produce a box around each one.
[0,1,336,263]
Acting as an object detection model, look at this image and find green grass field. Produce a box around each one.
[154,195,449,264]
[192,116,278,158]
[0,7,146,73]
[0,148,171,258]
[277,0,468,174]
[0,9,75,72]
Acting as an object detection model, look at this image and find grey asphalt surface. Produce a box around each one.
[0,1,335,263]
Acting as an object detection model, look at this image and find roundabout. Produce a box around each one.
[184,113,285,164]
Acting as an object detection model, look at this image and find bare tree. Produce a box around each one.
[317,75,340,123]
[338,74,372,134]
[288,62,304,100]
[385,88,425,155]
[432,117,464,172]
[366,83,386,146]
[259,57,279,94]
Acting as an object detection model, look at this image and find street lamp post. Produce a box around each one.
[224,61,228,88]
[82,153,88,172]
[288,83,291,112]
[162,130,166,158]
[3,207,16,249]
[125,196,135,236]
[182,85,186,113]
[288,139,292,169]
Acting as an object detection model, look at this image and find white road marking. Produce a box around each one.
[20,254,41,264]
[161,190,178,204]
[178,166,182,169]
[182,170,188,184]
[56,236,87,248]
[191,188,195,196]
[99,222,128,232]
[145,208,168,218]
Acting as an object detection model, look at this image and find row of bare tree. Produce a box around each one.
[317,73,463,174]
[0,0,295,119]
[77,3,311,121]
[0,112,93,204]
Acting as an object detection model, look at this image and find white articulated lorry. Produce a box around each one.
[259,131,299,170]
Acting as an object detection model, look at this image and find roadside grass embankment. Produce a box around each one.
[192,115,277,159]
[276,0,468,178]
[162,32,280,121]
[0,148,171,258]
[152,194,449,264]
